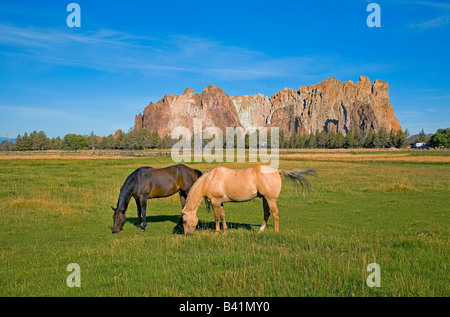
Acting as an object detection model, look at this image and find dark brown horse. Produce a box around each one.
[111,164,205,233]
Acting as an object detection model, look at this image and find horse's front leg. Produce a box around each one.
[134,197,142,228]
[139,195,148,231]
[175,190,187,229]
[179,190,187,208]
[212,203,221,234]
[219,203,227,234]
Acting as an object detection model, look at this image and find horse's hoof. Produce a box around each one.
[140,228,145,232]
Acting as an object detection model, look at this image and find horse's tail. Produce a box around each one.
[279,168,317,196]
[193,169,212,212]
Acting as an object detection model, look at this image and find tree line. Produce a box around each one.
[0,129,176,151]
[0,127,448,151]
[279,127,408,149]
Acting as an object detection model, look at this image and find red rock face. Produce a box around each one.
[135,76,401,136]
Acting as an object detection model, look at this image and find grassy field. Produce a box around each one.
[0,150,449,296]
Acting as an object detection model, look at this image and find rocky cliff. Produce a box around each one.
[135,76,401,136]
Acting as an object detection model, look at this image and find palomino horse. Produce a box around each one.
[181,165,317,235]
[111,164,204,233]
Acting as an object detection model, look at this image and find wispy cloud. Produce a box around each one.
[409,15,450,29]
[0,23,390,82]
[413,1,450,10]
[392,0,450,10]
[397,0,450,29]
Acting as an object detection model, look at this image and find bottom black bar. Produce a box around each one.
[0,297,444,314]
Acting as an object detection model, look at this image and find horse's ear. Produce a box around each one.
[111,206,116,212]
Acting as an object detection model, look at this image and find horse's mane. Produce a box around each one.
[193,169,203,179]
[116,167,142,212]
[182,170,210,214]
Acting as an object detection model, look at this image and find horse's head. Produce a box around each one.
[111,206,126,234]
[181,208,198,236]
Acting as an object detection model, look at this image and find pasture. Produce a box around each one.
[0,150,449,296]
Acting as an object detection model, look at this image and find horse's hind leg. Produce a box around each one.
[260,197,271,232]
[267,198,280,232]
[211,202,227,234]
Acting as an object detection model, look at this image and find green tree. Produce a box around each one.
[123,129,140,150]
[416,129,430,143]
[87,132,98,150]
[99,134,116,149]
[395,130,406,148]
[296,133,307,148]
[49,136,63,150]
[325,131,336,148]
[29,131,38,150]
[115,130,126,149]
[33,131,50,150]
[63,134,89,151]
[345,128,358,148]
[428,128,450,148]
[346,127,365,148]
[357,127,366,147]
[377,127,390,148]
[0,139,14,151]
[364,130,378,148]
[150,131,161,148]
[288,132,296,148]
[15,134,24,151]
[16,132,33,150]
[334,132,345,148]
[136,129,151,150]
[404,128,410,140]
[305,132,317,148]
[388,129,397,147]
[159,135,175,149]
[316,130,327,148]
[278,130,288,149]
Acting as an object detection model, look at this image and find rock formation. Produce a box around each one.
[135,76,401,136]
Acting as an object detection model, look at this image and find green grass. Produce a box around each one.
[0,154,449,296]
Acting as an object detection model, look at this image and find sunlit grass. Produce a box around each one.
[0,153,448,296]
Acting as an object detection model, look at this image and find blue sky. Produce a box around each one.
[0,0,449,138]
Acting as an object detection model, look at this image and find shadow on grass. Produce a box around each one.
[126,215,181,226]
[126,215,257,234]
[196,220,254,232]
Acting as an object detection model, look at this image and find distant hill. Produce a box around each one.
[0,137,16,143]
[407,133,433,145]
